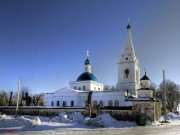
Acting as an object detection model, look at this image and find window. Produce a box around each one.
[83,86,86,90]
[109,100,113,107]
[78,87,81,90]
[99,101,103,106]
[71,101,74,107]
[51,101,54,107]
[124,69,129,78]
[74,86,77,90]
[126,89,129,96]
[115,100,119,107]
[85,67,88,72]
[63,101,66,107]
[98,88,100,90]
[94,101,97,108]
[57,101,60,106]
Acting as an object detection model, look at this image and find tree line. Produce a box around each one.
[0,87,45,106]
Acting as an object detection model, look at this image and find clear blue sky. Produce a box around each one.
[0,0,180,93]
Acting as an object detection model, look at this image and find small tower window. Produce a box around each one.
[83,86,86,90]
[125,57,128,60]
[74,86,77,90]
[78,87,81,90]
[124,69,129,78]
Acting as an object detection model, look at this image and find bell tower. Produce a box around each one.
[116,20,140,96]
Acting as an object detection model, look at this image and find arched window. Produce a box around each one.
[124,69,129,78]
[109,100,113,107]
[99,101,103,107]
[71,101,74,107]
[51,101,54,107]
[94,101,97,108]
[57,101,60,106]
[63,101,66,107]
[115,100,119,107]
[78,87,81,90]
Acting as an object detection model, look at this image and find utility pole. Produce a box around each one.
[163,70,167,122]
[15,78,21,117]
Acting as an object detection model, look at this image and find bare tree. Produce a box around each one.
[110,85,116,91]
[150,82,157,98]
[0,91,8,106]
[155,80,180,112]
[20,87,31,106]
[32,93,45,106]
[104,85,111,90]
[104,85,116,91]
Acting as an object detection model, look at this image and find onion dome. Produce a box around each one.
[76,72,98,82]
[85,58,90,65]
[140,72,150,81]
[127,23,131,29]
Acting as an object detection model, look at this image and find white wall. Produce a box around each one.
[138,89,153,98]
[91,91,126,107]
[69,80,104,91]
[46,88,130,108]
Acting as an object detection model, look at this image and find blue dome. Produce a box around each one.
[76,72,98,82]
[85,58,90,65]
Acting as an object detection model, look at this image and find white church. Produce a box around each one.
[46,22,154,110]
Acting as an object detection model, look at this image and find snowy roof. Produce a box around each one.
[125,97,157,101]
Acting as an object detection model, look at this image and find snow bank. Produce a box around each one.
[97,114,118,127]
[68,112,84,123]
[0,114,13,121]
[166,113,180,120]
[159,112,180,121]
[0,114,41,127]
[84,116,104,127]
[58,112,84,123]
[84,113,136,128]
[0,113,137,130]
[17,116,41,127]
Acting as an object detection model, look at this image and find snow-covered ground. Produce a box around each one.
[0,112,180,134]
